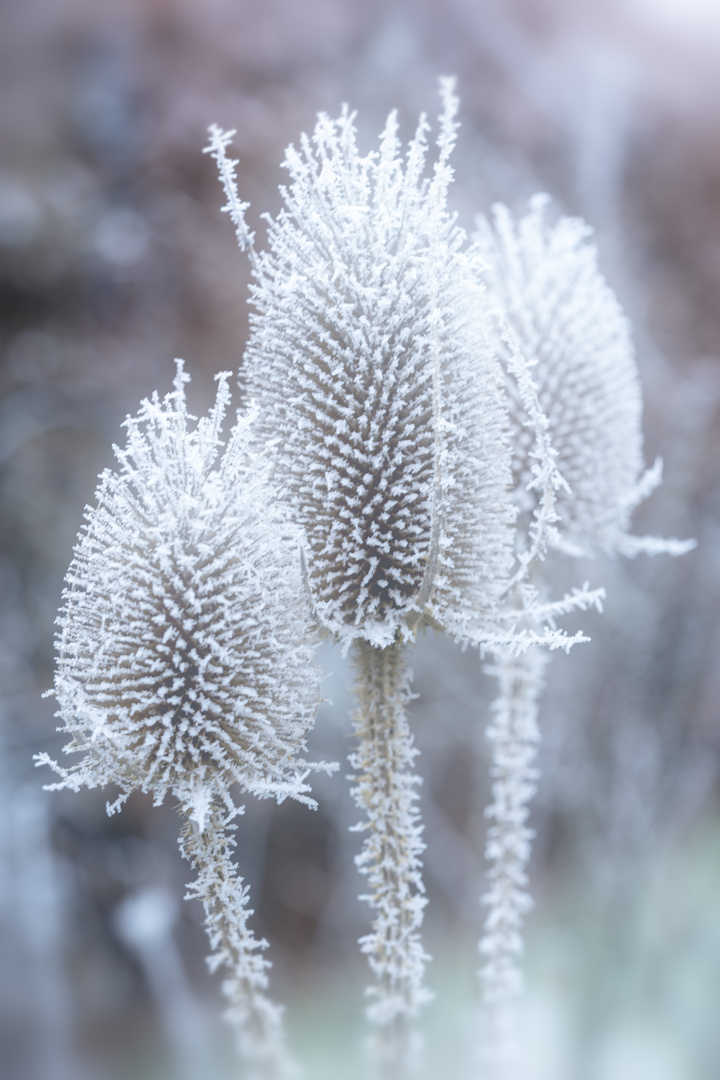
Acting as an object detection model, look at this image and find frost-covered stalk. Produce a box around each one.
[38,366,324,1079]
[209,82,517,1064]
[479,644,547,1075]
[349,640,429,1074]
[180,806,290,1080]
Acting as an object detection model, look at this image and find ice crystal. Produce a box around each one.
[37,363,320,818]
[212,81,516,649]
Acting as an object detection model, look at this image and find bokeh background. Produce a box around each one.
[1,1,719,1078]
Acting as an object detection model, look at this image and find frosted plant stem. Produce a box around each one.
[349,640,431,1078]
[179,806,293,1080]
[479,645,548,1077]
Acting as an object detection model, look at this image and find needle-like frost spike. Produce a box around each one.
[209,82,516,1072]
[37,364,323,1078]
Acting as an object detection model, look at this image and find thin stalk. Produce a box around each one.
[479,645,548,1076]
[179,805,293,1080]
[349,639,431,1076]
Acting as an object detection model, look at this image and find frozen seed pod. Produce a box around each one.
[475,195,646,556]
[217,82,515,650]
[40,363,320,816]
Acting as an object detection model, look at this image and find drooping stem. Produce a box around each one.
[179,805,292,1080]
[349,639,431,1075]
[479,645,548,1075]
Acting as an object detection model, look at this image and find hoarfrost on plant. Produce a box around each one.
[37,363,322,819]
[210,81,516,650]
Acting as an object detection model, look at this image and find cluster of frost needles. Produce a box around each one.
[38,80,694,1080]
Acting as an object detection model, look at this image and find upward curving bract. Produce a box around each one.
[39,363,320,820]
[475,195,646,557]
[236,84,515,648]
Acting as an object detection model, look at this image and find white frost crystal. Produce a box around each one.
[228,81,515,648]
[38,363,320,817]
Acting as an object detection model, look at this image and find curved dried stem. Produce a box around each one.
[349,640,431,1076]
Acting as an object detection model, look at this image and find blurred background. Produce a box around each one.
[1,0,719,1077]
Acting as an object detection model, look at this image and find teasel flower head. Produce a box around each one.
[208,81,516,649]
[474,195,693,561]
[473,199,695,1074]
[37,363,321,823]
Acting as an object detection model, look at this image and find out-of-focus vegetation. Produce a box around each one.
[1,1,719,1078]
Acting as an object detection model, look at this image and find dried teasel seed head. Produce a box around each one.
[475,196,646,556]
[238,84,515,648]
[38,364,320,820]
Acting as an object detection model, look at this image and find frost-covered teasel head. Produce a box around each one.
[38,364,320,819]
[475,196,649,556]
[210,83,515,648]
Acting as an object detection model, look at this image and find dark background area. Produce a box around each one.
[1,1,720,1078]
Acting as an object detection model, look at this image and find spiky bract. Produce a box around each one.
[241,85,515,647]
[475,196,645,555]
[41,364,319,817]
